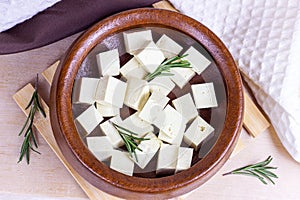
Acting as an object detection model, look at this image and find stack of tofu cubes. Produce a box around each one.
[73,29,218,176]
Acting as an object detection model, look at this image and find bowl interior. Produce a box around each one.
[72,26,227,178]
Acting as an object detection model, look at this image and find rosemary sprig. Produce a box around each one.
[18,74,46,164]
[223,156,278,185]
[145,54,191,81]
[112,123,149,161]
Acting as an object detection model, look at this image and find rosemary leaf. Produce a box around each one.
[114,123,138,135]
[18,110,31,136]
[223,156,278,185]
[253,169,275,185]
[35,92,46,118]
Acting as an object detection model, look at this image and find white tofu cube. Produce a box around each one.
[135,41,165,73]
[133,132,162,169]
[154,105,187,138]
[158,124,185,146]
[96,102,119,117]
[86,136,113,161]
[124,112,152,128]
[72,77,99,104]
[123,112,154,137]
[110,150,134,176]
[170,67,195,89]
[99,120,124,148]
[95,76,127,108]
[123,30,153,55]
[156,34,183,58]
[75,105,103,136]
[124,77,150,110]
[138,91,169,125]
[149,76,175,96]
[191,82,218,109]
[110,115,152,138]
[176,147,193,173]
[109,115,124,126]
[172,93,198,122]
[120,57,148,80]
[184,116,214,151]
[96,49,120,76]
[183,46,211,75]
[156,144,179,175]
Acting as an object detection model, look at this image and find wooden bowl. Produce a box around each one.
[50,8,244,199]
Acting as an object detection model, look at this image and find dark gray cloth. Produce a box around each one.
[0,0,160,54]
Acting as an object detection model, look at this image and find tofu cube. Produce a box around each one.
[154,105,187,138]
[158,124,185,146]
[148,76,175,96]
[99,120,124,148]
[183,46,211,75]
[86,136,113,161]
[156,144,179,175]
[74,105,103,136]
[184,116,214,151]
[95,76,127,108]
[123,30,153,55]
[108,115,124,126]
[176,147,193,173]
[135,41,165,73]
[172,93,198,122]
[191,82,218,109]
[120,57,148,80]
[138,91,169,125]
[124,77,150,110]
[133,132,162,169]
[123,112,154,137]
[96,49,120,76]
[156,34,183,58]
[72,77,99,104]
[110,115,152,138]
[170,67,195,89]
[110,150,134,176]
[96,102,119,117]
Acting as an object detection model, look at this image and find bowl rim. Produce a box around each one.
[50,8,244,199]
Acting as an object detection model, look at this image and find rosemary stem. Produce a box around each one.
[222,156,278,185]
[17,74,45,164]
[145,54,191,81]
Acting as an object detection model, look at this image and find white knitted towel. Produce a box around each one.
[169,0,300,162]
[0,0,60,32]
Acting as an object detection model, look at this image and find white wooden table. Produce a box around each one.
[1,32,300,200]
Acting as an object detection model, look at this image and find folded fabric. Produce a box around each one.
[0,0,61,33]
[170,0,300,162]
[0,0,160,54]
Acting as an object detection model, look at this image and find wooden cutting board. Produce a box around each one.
[12,1,270,199]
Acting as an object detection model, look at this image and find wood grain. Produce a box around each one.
[42,60,60,85]
[243,91,270,137]
[153,0,178,11]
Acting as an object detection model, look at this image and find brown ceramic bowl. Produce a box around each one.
[50,8,244,199]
